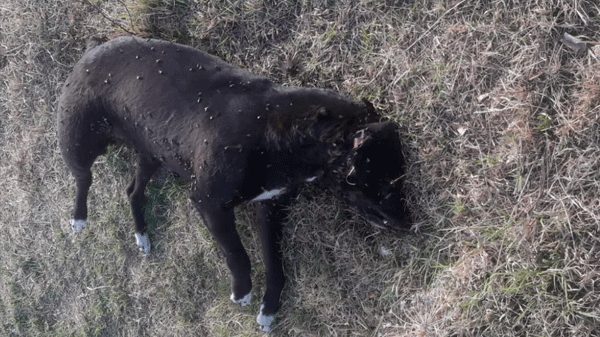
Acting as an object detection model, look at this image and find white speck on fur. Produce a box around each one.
[305,176,318,182]
[257,304,275,332]
[70,219,86,232]
[251,188,286,201]
[135,233,151,255]
[230,291,252,306]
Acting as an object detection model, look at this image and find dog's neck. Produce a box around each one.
[256,88,372,188]
[263,88,372,150]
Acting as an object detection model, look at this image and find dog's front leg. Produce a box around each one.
[192,197,253,306]
[255,191,295,332]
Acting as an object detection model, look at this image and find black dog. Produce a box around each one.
[58,36,410,332]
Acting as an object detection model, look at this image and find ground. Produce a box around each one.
[0,0,599,336]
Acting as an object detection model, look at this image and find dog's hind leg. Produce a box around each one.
[255,192,295,332]
[126,155,160,254]
[192,197,253,307]
[59,111,111,233]
[70,169,92,232]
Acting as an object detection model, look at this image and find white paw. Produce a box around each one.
[230,291,252,307]
[70,219,86,232]
[134,233,151,255]
[257,304,275,332]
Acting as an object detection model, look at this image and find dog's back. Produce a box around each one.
[58,37,368,180]
[58,37,274,179]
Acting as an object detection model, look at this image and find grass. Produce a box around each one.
[1,0,600,335]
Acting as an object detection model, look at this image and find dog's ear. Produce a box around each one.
[352,121,399,150]
[347,121,404,187]
[353,129,371,149]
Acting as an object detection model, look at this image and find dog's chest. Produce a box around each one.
[251,188,287,201]
[250,176,317,202]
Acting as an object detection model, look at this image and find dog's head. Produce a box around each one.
[326,121,411,230]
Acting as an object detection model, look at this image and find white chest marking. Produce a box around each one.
[251,188,286,201]
[305,176,318,182]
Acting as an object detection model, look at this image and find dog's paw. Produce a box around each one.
[70,219,86,232]
[230,291,252,307]
[257,304,275,332]
[134,233,151,255]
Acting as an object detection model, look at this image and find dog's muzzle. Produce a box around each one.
[361,207,399,231]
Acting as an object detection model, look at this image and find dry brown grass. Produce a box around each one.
[1,0,600,336]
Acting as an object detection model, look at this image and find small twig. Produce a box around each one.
[405,0,466,51]
[83,0,137,35]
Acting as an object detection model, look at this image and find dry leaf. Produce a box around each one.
[455,124,468,136]
[533,8,552,15]
[560,32,587,53]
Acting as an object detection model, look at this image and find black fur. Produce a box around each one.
[58,36,410,331]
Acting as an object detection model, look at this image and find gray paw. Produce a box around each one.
[257,304,275,332]
[134,233,151,255]
[70,219,86,232]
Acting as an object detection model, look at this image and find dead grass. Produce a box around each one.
[1,0,600,336]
